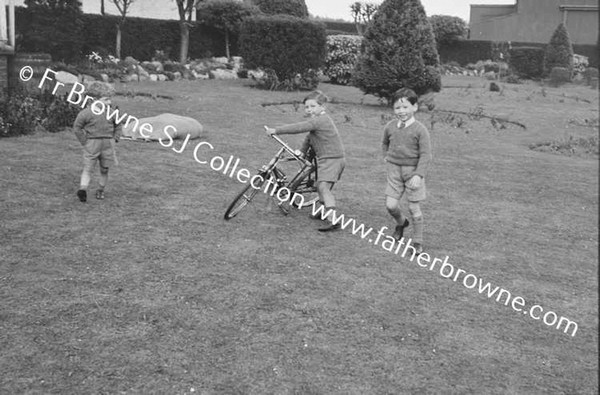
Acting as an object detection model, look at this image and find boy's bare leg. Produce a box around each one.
[318,181,336,209]
[386,196,409,240]
[385,196,407,224]
[78,161,94,202]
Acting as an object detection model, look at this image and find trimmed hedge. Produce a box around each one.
[16,6,236,61]
[509,46,545,79]
[439,40,598,68]
[239,15,326,87]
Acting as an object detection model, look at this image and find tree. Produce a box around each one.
[544,22,574,76]
[428,14,466,46]
[101,0,105,15]
[352,0,441,103]
[112,0,135,59]
[196,0,258,59]
[350,2,378,35]
[252,0,308,18]
[21,0,84,63]
[176,0,199,63]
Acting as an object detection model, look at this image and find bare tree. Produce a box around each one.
[350,1,379,35]
[101,0,105,15]
[176,0,199,63]
[112,0,135,59]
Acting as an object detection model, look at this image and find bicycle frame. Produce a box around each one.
[223,133,319,220]
[259,134,316,190]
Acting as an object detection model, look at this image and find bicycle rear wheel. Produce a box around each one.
[224,176,265,220]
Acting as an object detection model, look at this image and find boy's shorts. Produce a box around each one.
[317,157,345,183]
[385,162,426,202]
[83,138,114,170]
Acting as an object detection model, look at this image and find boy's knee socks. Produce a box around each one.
[412,215,424,244]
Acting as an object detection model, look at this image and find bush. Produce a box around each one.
[509,46,545,79]
[549,67,572,86]
[429,15,467,46]
[239,15,327,90]
[352,0,441,103]
[0,86,80,137]
[583,67,599,85]
[0,90,43,137]
[544,23,574,76]
[19,0,84,63]
[253,0,308,18]
[324,35,362,85]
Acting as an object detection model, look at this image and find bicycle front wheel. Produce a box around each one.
[224,176,265,220]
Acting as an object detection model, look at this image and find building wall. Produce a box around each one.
[469,0,598,44]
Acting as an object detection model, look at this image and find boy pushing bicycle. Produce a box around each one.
[265,90,345,232]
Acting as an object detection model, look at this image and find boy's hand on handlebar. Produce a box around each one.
[264,126,276,136]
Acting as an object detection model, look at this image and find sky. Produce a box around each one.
[306,0,516,23]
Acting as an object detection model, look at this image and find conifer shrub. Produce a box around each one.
[352,0,441,104]
[239,15,326,90]
[544,23,574,77]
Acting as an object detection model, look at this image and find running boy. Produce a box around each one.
[382,88,432,255]
[265,90,345,232]
[73,94,121,202]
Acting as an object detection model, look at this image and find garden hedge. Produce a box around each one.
[239,15,326,84]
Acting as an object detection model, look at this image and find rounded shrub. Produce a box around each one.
[509,46,545,79]
[549,67,572,86]
[324,35,363,85]
[253,0,308,18]
[352,0,441,104]
[239,15,326,90]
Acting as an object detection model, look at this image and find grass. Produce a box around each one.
[1,76,598,394]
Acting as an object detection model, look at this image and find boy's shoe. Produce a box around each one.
[77,189,87,202]
[413,243,424,256]
[95,189,105,200]
[318,223,341,232]
[392,219,409,240]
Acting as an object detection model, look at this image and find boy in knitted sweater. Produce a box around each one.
[73,96,121,202]
[265,90,345,232]
[382,88,432,255]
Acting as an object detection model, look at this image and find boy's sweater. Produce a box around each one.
[382,118,432,177]
[275,113,345,159]
[73,108,121,145]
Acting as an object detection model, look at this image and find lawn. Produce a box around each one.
[0,75,598,394]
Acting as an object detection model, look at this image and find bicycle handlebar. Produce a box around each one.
[266,130,312,167]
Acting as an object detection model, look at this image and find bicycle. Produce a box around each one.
[223,132,319,220]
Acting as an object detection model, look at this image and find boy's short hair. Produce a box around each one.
[303,90,328,105]
[392,88,418,106]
